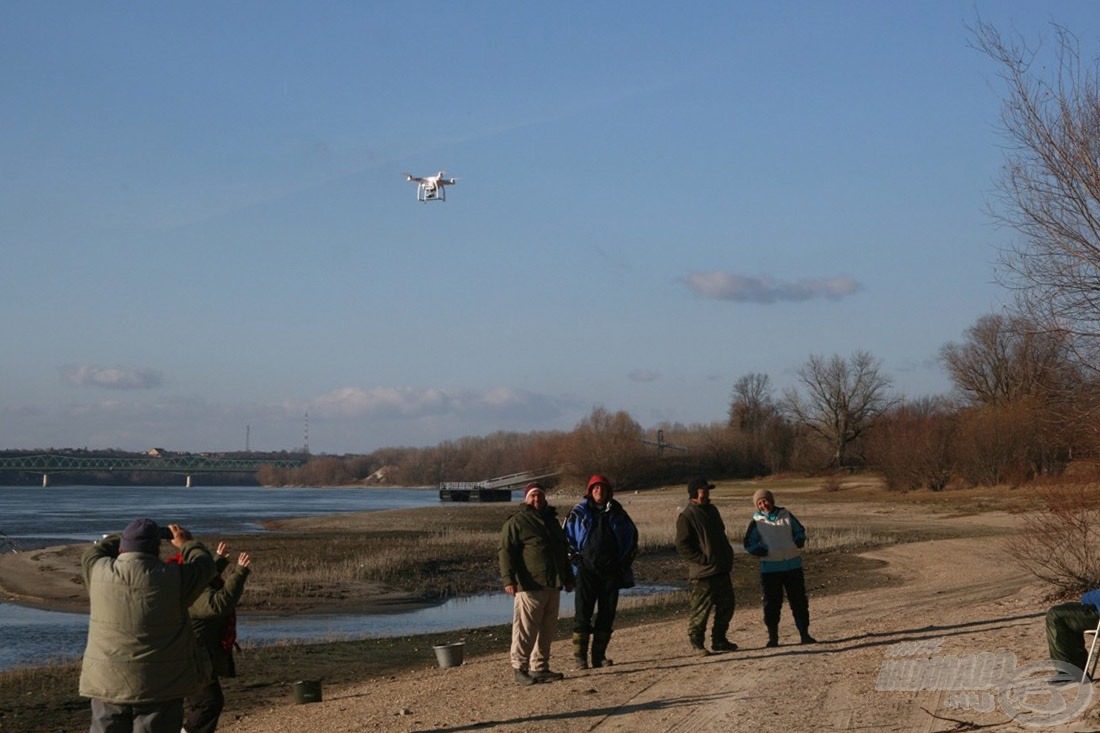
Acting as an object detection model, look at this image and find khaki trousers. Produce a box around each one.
[510,589,560,672]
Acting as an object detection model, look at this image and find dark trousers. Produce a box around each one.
[573,567,621,636]
[1046,601,1100,672]
[183,677,225,733]
[90,698,183,733]
[688,572,735,643]
[761,567,810,632]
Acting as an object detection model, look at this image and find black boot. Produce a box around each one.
[797,622,817,644]
[712,637,738,652]
[766,626,779,648]
[592,631,613,668]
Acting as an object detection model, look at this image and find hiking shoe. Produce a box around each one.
[573,655,589,670]
[711,639,738,652]
[529,669,564,682]
[766,636,779,648]
[800,634,818,645]
[689,640,711,657]
[592,657,613,668]
[514,668,537,686]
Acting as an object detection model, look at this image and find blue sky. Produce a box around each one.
[3,2,1098,454]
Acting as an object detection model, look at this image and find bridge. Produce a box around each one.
[439,468,560,502]
[0,454,306,487]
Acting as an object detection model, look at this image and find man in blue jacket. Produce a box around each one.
[1046,589,1100,676]
[743,489,816,647]
[563,474,639,669]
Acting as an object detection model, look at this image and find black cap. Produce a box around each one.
[687,477,714,498]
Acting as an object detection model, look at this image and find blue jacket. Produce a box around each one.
[564,497,638,588]
[744,506,806,574]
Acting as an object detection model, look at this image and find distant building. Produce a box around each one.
[147,448,167,458]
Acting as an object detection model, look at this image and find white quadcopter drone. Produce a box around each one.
[404,170,457,202]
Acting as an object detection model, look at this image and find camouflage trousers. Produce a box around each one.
[1046,601,1100,673]
[688,572,735,644]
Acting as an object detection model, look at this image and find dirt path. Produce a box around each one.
[217,512,1099,733]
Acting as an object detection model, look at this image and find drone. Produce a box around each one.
[404,170,457,202]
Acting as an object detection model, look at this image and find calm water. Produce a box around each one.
[0,484,673,671]
[0,484,449,550]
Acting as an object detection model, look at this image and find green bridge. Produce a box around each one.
[0,454,305,487]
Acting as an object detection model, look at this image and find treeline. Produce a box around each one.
[262,313,1100,492]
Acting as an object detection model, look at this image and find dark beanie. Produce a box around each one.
[120,517,161,554]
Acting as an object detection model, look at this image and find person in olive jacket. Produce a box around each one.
[182,541,252,733]
[499,482,575,685]
[79,518,215,733]
[675,478,738,655]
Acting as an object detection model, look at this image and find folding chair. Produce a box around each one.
[1083,617,1100,683]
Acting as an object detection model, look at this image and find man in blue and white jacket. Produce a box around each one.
[743,489,816,647]
[563,474,638,669]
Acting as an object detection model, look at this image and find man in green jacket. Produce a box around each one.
[80,517,215,733]
[499,482,574,685]
[675,478,737,656]
[183,541,252,733]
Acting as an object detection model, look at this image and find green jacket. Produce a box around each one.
[79,535,216,704]
[499,504,573,592]
[189,556,251,678]
[675,501,734,580]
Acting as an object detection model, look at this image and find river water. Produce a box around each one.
[0,485,670,671]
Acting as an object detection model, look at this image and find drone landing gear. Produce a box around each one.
[417,186,445,203]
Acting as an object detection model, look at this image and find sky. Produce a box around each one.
[4,1,1100,455]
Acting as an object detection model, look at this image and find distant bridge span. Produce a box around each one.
[0,454,305,487]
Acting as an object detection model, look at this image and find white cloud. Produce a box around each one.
[0,385,578,453]
[60,364,164,390]
[307,385,565,422]
[684,272,862,304]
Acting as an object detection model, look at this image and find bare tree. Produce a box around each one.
[728,372,776,433]
[974,21,1100,368]
[783,351,896,468]
[940,313,1078,405]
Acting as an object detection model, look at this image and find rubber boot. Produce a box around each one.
[572,632,590,670]
[797,622,817,645]
[592,631,613,668]
[766,626,779,648]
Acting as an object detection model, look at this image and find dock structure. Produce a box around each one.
[439,469,559,502]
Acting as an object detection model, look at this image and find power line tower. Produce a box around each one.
[304,411,310,455]
[642,429,687,458]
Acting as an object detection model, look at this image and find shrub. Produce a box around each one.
[1005,484,1100,595]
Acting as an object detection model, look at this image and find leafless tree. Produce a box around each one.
[974,21,1100,369]
[783,351,897,468]
[940,313,1079,405]
[728,372,777,433]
